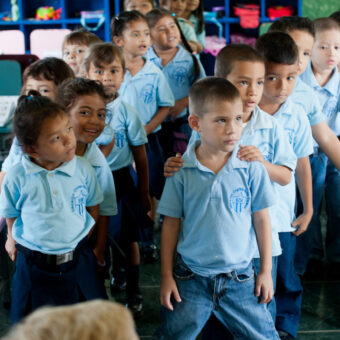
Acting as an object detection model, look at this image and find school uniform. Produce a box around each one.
[298,62,340,270]
[189,14,206,48]
[119,59,175,199]
[177,17,199,45]
[0,156,104,323]
[271,97,313,338]
[156,140,279,340]
[1,137,22,172]
[147,45,206,156]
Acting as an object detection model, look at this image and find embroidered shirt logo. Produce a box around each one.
[115,129,125,148]
[229,188,250,214]
[140,84,155,104]
[171,66,187,85]
[284,128,295,145]
[323,98,337,118]
[258,142,273,162]
[71,185,88,217]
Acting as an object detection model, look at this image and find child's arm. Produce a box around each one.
[5,217,16,261]
[169,97,189,120]
[252,209,273,304]
[238,145,292,186]
[0,171,6,192]
[144,107,170,136]
[312,121,340,172]
[131,145,152,212]
[93,215,109,266]
[98,135,116,158]
[86,205,100,225]
[292,156,313,236]
[160,216,182,311]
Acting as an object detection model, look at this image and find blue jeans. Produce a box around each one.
[155,255,279,340]
[276,232,303,338]
[201,256,279,340]
[295,152,340,274]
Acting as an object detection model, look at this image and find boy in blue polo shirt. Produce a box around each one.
[256,32,314,339]
[156,77,279,340]
[299,18,340,277]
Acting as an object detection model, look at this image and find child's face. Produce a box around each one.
[289,30,314,75]
[63,43,88,76]
[191,99,243,154]
[150,16,180,50]
[87,58,125,96]
[262,62,298,106]
[170,0,187,17]
[25,76,58,101]
[114,20,151,57]
[226,61,265,117]
[29,114,76,170]
[125,0,153,15]
[68,94,106,145]
[312,29,340,72]
[186,0,200,12]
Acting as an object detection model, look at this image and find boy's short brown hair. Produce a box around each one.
[313,17,340,35]
[62,28,102,51]
[83,42,125,73]
[214,44,264,78]
[189,77,241,117]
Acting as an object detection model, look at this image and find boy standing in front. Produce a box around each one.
[155,77,279,340]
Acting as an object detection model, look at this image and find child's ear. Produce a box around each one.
[188,114,200,132]
[113,36,124,47]
[23,145,38,159]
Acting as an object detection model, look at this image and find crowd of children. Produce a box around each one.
[0,0,340,339]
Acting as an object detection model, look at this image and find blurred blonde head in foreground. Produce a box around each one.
[3,300,139,340]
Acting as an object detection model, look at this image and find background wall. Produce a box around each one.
[303,0,339,19]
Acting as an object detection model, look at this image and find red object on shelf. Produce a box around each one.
[234,4,260,29]
[267,6,294,20]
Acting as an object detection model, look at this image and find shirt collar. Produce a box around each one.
[182,139,248,172]
[274,97,293,116]
[245,106,273,132]
[83,143,107,167]
[22,155,76,176]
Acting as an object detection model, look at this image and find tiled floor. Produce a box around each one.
[0,231,339,339]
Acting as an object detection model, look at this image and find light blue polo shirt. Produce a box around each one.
[241,106,297,255]
[82,142,117,216]
[290,76,325,127]
[97,96,148,171]
[177,17,199,44]
[300,61,340,137]
[119,59,175,133]
[146,45,206,118]
[0,156,103,254]
[189,14,205,48]
[158,140,275,276]
[271,98,313,232]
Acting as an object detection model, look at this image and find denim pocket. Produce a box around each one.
[232,267,254,283]
[173,255,195,280]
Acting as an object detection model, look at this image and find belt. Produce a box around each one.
[16,238,87,266]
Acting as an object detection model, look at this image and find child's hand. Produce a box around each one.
[164,154,183,177]
[237,145,264,162]
[292,211,313,236]
[255,271,273,304]
[160,275,181,311]
[5,237,17,262]
[93,247,105,270]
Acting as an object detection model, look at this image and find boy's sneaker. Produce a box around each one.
[278,330,294,339]
[141,244,159,264]
[126,293,143,317]
[110,268,127,294]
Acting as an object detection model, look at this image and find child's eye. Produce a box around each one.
[287,76,295,81]
[132,33,139,37]
[80,110,89,116]
[40,88,49,94]
[268,76,277,81]
[236,115,243,121]
[111,69,118,74]
[67,126,73,133]
[53,135,60,142]
[95,69,103,75]
[303,51,310,57]
[98,112,106,119]
[76,49,84,54]
[320,45,327,50]
[239,81,248,86]
[217,118,226,123]
[63,51,70,56]
[257,80,264,86]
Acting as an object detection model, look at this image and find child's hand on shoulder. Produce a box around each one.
[160,274,181,311]
[5,236,17,262]
[255,270,273,304]
[237,145,264,162]
[164,153,183,177]
[292,210,313,236]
